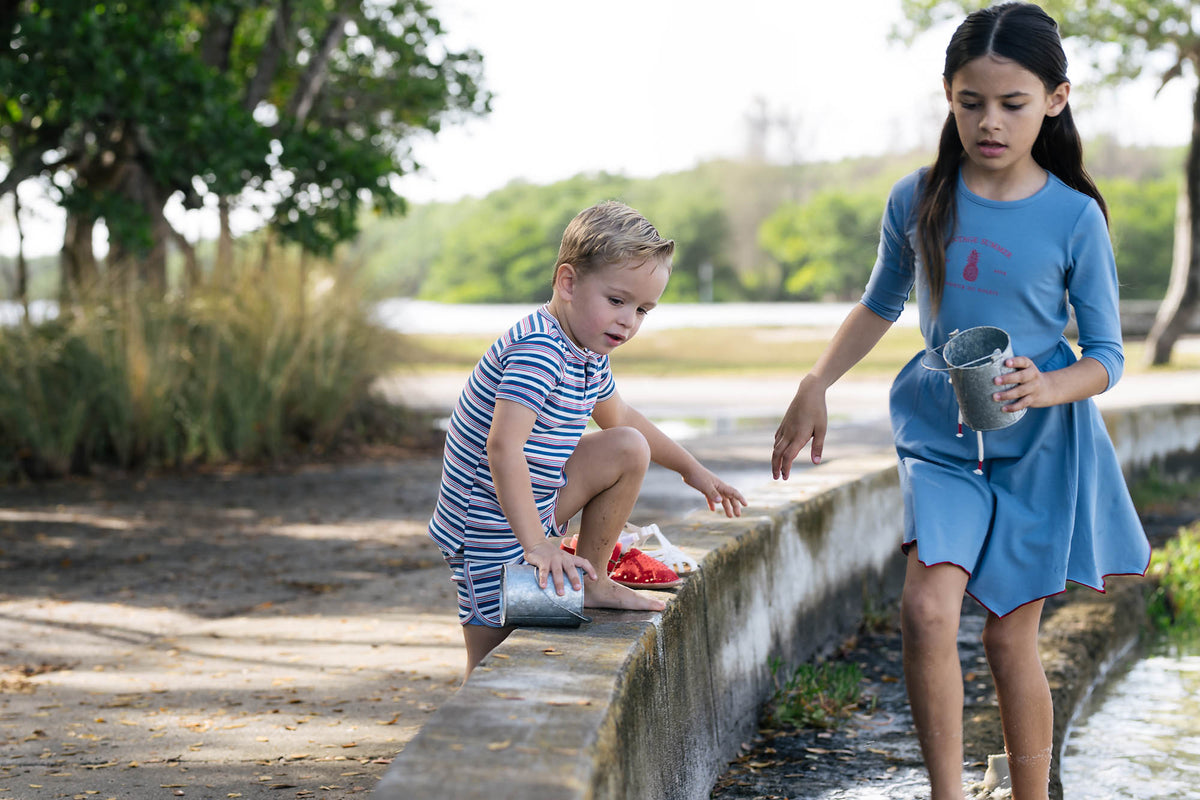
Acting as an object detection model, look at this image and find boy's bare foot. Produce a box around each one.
[584,574,666,612]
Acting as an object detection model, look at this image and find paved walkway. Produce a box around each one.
[1,362,1196,799]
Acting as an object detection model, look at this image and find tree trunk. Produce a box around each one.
[13,189,28,318]
[167,222,200,291]
[105,156,169,295]
[213,196,234,284]
[1144,85,1200,365]
[60,210,99,303]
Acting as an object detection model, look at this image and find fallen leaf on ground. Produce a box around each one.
[487,740,511,751]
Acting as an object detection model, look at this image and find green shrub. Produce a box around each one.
[1148,521,1200,631]
[0,262,403,479]
[765,657,869,730]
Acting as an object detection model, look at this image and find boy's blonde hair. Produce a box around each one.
[555,201,675,277]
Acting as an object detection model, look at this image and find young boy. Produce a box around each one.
[428,200,746,679]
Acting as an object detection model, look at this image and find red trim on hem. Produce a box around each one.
[899,540,1150,618]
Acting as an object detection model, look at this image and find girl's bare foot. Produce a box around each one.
[584,574,666,612]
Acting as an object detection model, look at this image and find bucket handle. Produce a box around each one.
[919,328,1003,373]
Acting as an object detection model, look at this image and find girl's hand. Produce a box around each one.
[683,468,747,517]
[772,376,828,480]
[522,538,597,596]
[994,356,1054,410]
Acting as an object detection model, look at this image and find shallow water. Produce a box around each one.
[1061,635,1200,799]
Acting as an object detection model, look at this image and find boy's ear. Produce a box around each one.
[553,263,577,298]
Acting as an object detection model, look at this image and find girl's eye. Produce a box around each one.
[959,101,979,110]
[636,307,649,316]
[1004,103,1024,111]
[608,297,623,306]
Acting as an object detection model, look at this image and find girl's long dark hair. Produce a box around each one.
[918,2,1108,312]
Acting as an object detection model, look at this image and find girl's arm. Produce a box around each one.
[997,199,1125,410]
[487,399,596,592]
[993,354,1109,410]
[592,393,746,517]
[772,303,895,480]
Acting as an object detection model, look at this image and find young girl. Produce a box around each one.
[771,4,1149,799]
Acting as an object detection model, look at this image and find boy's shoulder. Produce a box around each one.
[501,306,565,349]
[489,306,578,368]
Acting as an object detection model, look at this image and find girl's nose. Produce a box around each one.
[980,104,1001,130]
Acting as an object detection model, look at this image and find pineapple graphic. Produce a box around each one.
[963,249,980,282]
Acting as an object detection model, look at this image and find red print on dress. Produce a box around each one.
[963,249,980,282]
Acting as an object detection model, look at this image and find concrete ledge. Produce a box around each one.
[378,402,1200,800]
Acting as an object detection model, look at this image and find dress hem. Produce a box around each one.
[905,544,1150,618]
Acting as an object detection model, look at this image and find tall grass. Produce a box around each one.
[0,262,400,479]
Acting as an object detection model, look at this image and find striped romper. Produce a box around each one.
[428,305,614,626]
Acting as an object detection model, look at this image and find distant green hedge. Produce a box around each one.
[349,152,1180,304]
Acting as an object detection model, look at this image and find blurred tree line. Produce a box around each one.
[342,142,1183,305]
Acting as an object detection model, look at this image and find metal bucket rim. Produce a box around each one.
[943,325,1011,370]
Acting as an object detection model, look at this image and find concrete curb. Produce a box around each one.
[378,403,1200,800]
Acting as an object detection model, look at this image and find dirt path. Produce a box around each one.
[0,459,460,799]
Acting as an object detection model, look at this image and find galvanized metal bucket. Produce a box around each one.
[940,326,1026,431]
[499,563,591,627]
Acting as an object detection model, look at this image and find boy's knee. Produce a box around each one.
[605,426,651,468]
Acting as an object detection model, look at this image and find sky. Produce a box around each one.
[1,0,1194,257]
[393,0,1194,204]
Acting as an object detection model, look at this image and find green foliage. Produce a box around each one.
[766,657,868,730]
[405,155,928,304]
[1102,176,1178,299]
[0,260,401,480]
[759,190,885,301]
[1148,521,1200,632]
[1,0,490,264]
[415,172,743,304]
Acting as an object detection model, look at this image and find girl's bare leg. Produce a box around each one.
[556,427,664,612]
[983,600,1051,800]
[462,623,514,684]
[901,546,971,800]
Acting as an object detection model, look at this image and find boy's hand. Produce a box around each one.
[683,468,747,518]
[523,538,597,596]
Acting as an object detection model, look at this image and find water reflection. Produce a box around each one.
[1061,636,1200,799]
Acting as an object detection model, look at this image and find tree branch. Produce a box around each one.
[0,147,50,197]
[244,0,293,113]
[200,4,241,73]
[285,10,349,126]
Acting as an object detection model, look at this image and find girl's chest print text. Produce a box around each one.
[945,235,1012,297]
